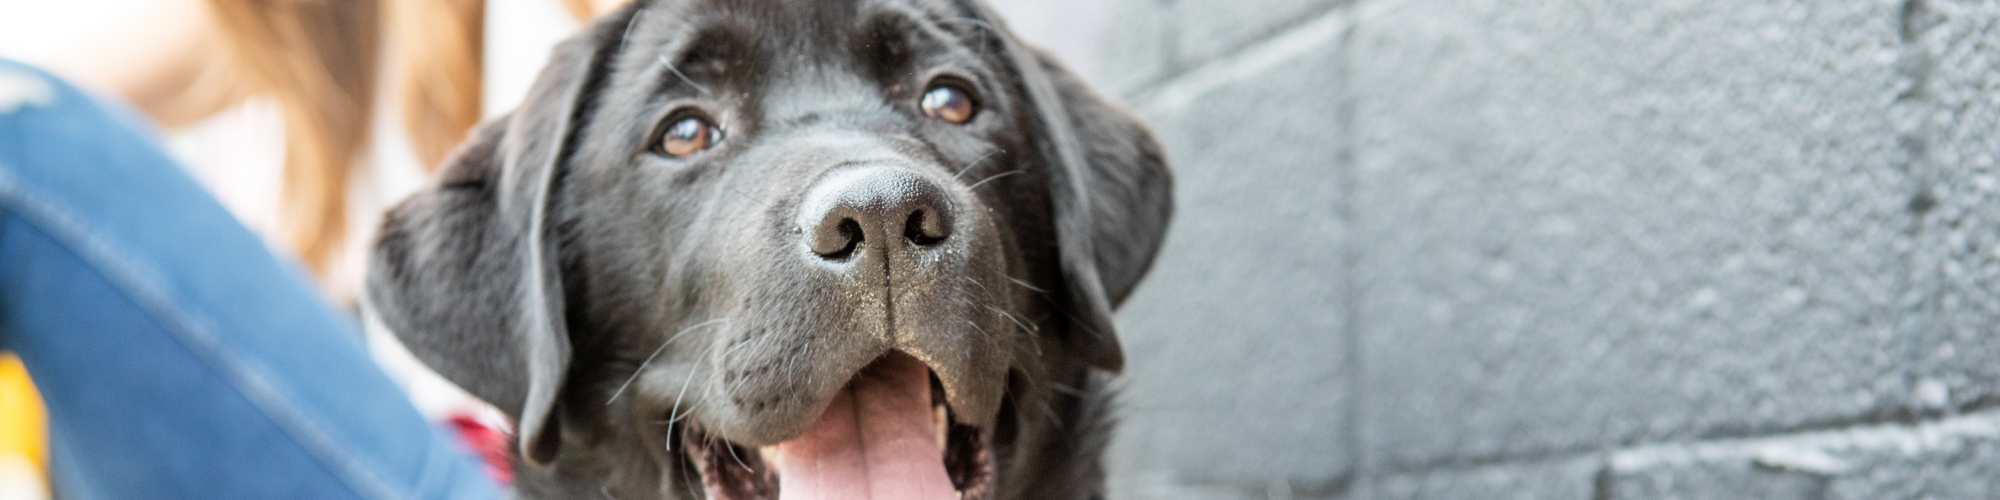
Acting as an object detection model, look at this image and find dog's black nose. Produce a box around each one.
[797,165,954,260]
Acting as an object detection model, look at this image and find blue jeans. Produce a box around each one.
[0,60,500,499]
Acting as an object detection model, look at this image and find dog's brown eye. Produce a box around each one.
[657,115,721,157]
[920,85,977,124]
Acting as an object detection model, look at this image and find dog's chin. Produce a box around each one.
[677,353,997,500]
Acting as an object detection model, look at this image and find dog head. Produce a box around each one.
[367,0,1170,498]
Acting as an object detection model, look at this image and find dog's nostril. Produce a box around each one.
[905,210,949,247]
[834,219,864,257]
[811,218,866,259]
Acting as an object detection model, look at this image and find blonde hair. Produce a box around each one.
[206,0,377,275]
[388,0,487,178]
[204,0,503,275]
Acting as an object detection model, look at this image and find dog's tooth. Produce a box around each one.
[757,445,784,470]
[933,404,950,453]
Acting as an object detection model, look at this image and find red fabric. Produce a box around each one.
[447,415,515,485]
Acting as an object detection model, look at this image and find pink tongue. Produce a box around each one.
[770,353,955,500]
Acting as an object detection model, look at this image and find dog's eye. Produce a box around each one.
[656,115,722,158]
[920,84,977,124]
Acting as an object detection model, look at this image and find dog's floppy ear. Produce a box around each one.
[987,16,1174,373]
[366,5,636,467]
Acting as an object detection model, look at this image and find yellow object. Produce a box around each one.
[0,353,46,472]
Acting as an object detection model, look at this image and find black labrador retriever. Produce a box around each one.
[366,0,1170,498]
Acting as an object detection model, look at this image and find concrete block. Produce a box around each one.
[1904,0,2000,413]
[1380,414,2000,500]
[1599,410,2000,500]
[1612,462,1828,500]
[1169,0,1343,68]
[987,0,1113,79]
[1094,0,1346,97]
[1107,31,1351,493]
[1347,0,1916,469]
[1368,458,1599,500]
[1094,0,1176,96]
[1108,471,1272,500]
[1823,425,2000,499]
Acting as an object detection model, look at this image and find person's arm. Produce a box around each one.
[0,59,501,500]
[44,0,244,128]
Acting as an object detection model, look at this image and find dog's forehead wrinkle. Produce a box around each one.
[864,4,991,65]
[622,13,767,98]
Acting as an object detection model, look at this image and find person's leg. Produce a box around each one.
[0,61,499,500]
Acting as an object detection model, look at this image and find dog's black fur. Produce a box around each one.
[367,1,1170,498]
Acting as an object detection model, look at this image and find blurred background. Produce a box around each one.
[7,0,2000,499]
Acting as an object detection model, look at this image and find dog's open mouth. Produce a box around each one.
[679,352,994,500]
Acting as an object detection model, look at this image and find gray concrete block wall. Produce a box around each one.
[1092,0,2000,498]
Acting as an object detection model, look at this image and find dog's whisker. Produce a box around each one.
[656,54,714,95]
[953,148,1005,180]
[606,318,731,405]
[987,305,1033,334]
[725,437,753,471]
[964,319,990,342]
[1039,401,1067,431]
[1006,276,1049,293]
[679,446,704,500]
[718,342,771,398]
[723,335,763,355]
[665,336,731,450]
[965,169,1023,191]
[705,338,755,414]
[1050,382,1085,397]
[724,185,762,205]
[777,337,811,387]
[617,9,645,56]
[661,363,700,451]
[666,402,701,425]
[963,275,994,296]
